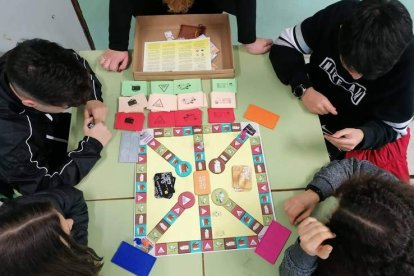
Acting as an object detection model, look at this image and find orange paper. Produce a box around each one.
[193,170,211,195]
[243,104,280,129]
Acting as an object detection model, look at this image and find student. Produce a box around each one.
[100,0,273,71]
[0,186,103,275]
[269,0,414,182]
[0,39,112,198]
[280,158,414,275]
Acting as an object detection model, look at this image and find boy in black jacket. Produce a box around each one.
[0,39,112,197]
[269,0,414,182]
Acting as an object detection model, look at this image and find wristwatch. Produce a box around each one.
[293,84,310,99]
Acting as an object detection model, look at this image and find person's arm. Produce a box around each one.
[108,0,134,51]
[235,0,256,45]
[280,240,318,276]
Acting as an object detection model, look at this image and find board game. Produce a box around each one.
[134,122,275,256]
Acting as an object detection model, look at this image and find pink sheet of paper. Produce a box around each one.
[148,93,177,111]
[148,111,176,128]
[210,92,236,108]
[255,220,292,264]
[177,92,205,110]
[118,95,148,113]
[207,108,235,123]
[174,109,202,127]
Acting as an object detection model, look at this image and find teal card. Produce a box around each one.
[173,79,202,94]
[211,78,237,93]
[121,81,148,96]
[150,81,175,94]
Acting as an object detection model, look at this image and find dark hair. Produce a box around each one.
[5,39,91,107]
[0,201,103,276]
[314,175,414,276]
[338,0,413,80]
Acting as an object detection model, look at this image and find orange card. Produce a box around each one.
[243,104,280,129]
[193,170,211,195]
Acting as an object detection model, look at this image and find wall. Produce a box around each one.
[0,0,90,52]
[79,0,414,50]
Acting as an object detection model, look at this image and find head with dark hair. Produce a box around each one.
[314,175,414,276]
[5,39,91,111]
[338,0,413,80]
[0,201,103,276]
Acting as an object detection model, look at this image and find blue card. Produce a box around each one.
[111,241,156,276]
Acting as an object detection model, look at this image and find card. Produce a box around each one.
[174,109,202,127]
[193,170,211,195]
[244,104,280,129]
[119,131,140,163]
[210,92,237,108]
[118,94,148,113]
[174,79,202,94]
[111,241,156,276]
[178,24,206,39]
[255,220,291,264]
[150,81,175,94]
[212,78,237,93]
[148,93,177,111]
[177,92,205,110]
[121,81,148,96]
[207,108,235,123]
[232,166,252,192]
[148,111,176,128]
[115,112,145,131]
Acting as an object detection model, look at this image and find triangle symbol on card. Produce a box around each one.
[153,99,164,107]
[174,208,181,214]
[155,116,165,124]
[159,84,169,92]
[158,247,165,254]
[237,210,243,217]
[182,195,190,206]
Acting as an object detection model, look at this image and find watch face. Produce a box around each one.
[293,85,305,98]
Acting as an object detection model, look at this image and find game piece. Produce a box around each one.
[210,91,237,108]
[174,79,202,94]
[150,81,175,94]
[177,92,205,110]
[148,111,176,128]
[121,81,148,96]
[174,109,202,127]
[254,220,292,264]
[115,112,145,131]
[119,131,140,163]
[193,170,211,195]
[211,78,237,93]
[148,93,178,112]
[244,104,280,129]
[208,108,235,123]
[232,166,252,192]
[111,241,156,276]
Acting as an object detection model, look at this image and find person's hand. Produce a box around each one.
[284,190,320,225]
[301,87,338,115]
[299,217,335,259]
[84,100,108,124]
[324,128,364,151]
[243,38,273,54]
[83,117,112,147]
[99,49,129,72]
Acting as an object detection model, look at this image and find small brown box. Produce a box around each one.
[132,14,235,80]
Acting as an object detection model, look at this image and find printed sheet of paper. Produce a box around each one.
[143,38,212,72]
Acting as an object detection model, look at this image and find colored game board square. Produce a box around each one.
[256,173,267,183]
[198,195,210,206]
[201,228,212,240]
[236,132,249,143]
[199,216,212,228]
[262,215,274,226]
[171,203,184,217]
[194,142,204,152]
[151,80,174,94]
[166,242,179,255]
[190,240,202,253]
[115,112,145,131]
[154,129,165,138]
[118,95,148,113]
[156,219,171,234]
[155,145,167,155]
[162,150,173,161]
[178,241,191,254]
[232,123,242,132]
[121,80,148,96]
[164,211,178,224]
[250,136,261,146]
[231,139,243,149]
[193,134,203,143]
[136,193,147,203]
[222,123,233,132]
[225,145,237,157]
[223,199,237,212]
[213,239,225,251]
[211,78,237,93]
[147,228,162,243]
[207,108,235,124]
[236,237,249,249]
[174,109,202,127]
[255,164,266,173]
[261,203,274,216]
[241,213,254,227]
[168,156,179,166]
[136,173,147,182]
[155,244,167,256]
[219,152,231,163]
[203,125,212,133]
[253,154,264,164]
[135,214,147,225]
[250,220,264,234]
[231,205,246,219]
[258,183,269,193]
[136,164,147,173]
[202,240,214,252]
[173,128,183,136]
[212,124,222,133]
[251,145,262,154]
[182,127,193,135]
[147,139,161,150]
[134,224,147,236]
[135,203,146,214]
[199,206,211,217]
[193,126,203,134]
[138,154,147,164]
[224,238,237,250]
[195,161,206,171]
[194,152,205,161]
[148,111,176,128]
[164,128,173,137]
[139,146,147,154]
[135,182,147,193]
[248,236,259,248]
[174,79,202,94]
[148,94,178,111]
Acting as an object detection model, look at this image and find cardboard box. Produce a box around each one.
[132,14,235,80]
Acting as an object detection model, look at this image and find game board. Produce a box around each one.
[134,122,275,256]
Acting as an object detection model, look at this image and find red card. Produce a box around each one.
[115,112,145,131]
[148,111,176,128]
[174,109,202,127]
[207,108,235,123]
[255,220,291,264]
